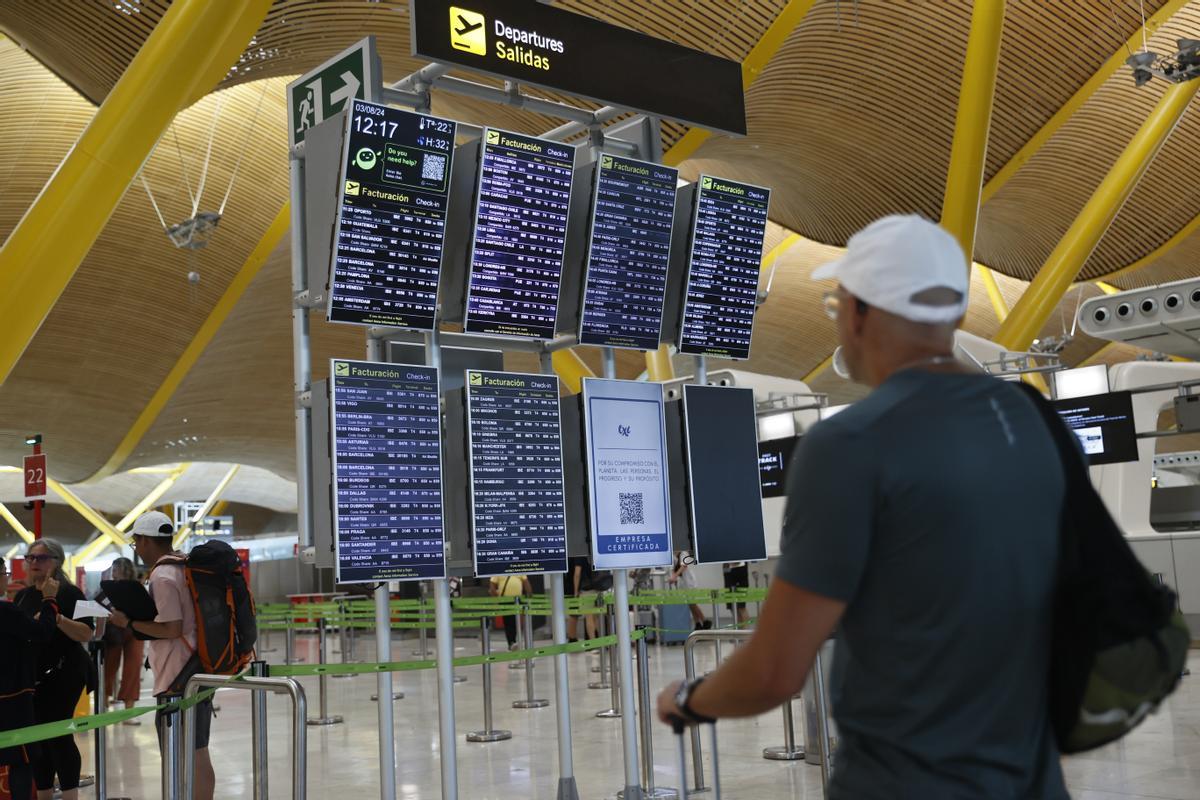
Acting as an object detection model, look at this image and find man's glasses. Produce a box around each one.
[25,554,56,563]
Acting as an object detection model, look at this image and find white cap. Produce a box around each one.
[131,511,174,538]
[812,214,969,324]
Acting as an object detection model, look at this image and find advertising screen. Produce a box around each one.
[578,155,678,350]
[464,128,576,339]
[328,100,457,330]
[329,359,445,582]
[466,370,568,576]
[582,378,673,569]
[1051,391,1140,466]
[758,435,799,499]
[683,385,766,564]
[679,175,770,360]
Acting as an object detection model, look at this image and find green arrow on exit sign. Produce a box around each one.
[287,37,381,146]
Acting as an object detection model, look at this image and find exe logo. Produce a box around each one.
[617,424,631,438]
[450,7,486,56]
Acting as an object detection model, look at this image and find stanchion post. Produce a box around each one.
[306,617,344,726]
[467,616,512,742]
[597,607,620,717]
[710,592,723,663]
[513,604,549,708]
[590,611,610,688]
[285,620,295,666]
[814,644,834,795]
[549,571,579,800]
[162,702,181,800]
[762,695,804,761]
[251,661,270,799]
[90,641,111,800]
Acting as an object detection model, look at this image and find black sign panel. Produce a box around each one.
[578,155,678,350]
[330,359,445,582]
[1051,391,1140,465]
[466,370,568,576]
[683,384,766,564]
[464,128,576,339]
[328,100,457,330]
[679,176,771,360]
[758,435,798,499]
[411,0,745,136]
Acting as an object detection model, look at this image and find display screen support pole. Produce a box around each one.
[290,148,314,551]
[695,355,707,386]
[428,328,460,799]
[540,350,580,800]
[600,345,643,799]
[365,334,399,800]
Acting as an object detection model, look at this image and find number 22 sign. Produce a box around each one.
[24,453,46,500]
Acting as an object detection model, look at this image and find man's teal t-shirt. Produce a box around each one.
[777,369,1070,800]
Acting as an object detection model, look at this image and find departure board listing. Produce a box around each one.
[330,359,446,582]
[579,155,679,350]
[679,175,771,360]
[466,370,568,576]
[464,128,576,339]
[328,100,457,330]
[582,378,673,570]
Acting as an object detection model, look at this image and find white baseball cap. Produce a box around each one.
[131,510,175,538]
[812,214,969,324]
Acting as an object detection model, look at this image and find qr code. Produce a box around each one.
[422,153,446,182]
[618,492,644,525]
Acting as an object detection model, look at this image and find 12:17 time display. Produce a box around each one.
[354,111,453,151]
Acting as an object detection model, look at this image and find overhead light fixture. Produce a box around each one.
[1127,39,1200,86]
[24,434,41,446]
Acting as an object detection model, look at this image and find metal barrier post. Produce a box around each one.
[814,645,834,796]
[413,582,432,657]
[467,616,512,742]
[683,628,753,795]
[162,701,181,800]
[251,661,270,800]
[710,594,723,663]
[589,611,610,688]
[597,608,620,718]
[762,695,804,761]
[90,640,129,800]
[622,631,677,799]
[333,601,353,679]
[183,674,308,800]
[307,617,343,725]
[285,620,295,665]
[513,606,548,708]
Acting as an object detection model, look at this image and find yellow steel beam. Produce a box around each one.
[977,265,1010,322]
[0,0,271,387]
[1095,281,1122,295]
[174,464,240,549]
[940,0,1006,260]
[996,79,1200,352]
[114,463,191,531]
[803,354,834,383]
[47,478,126,549]
[981,0,1189,204]
[0,502,34,544]
[552,349,596,394]
[85,203,290,482]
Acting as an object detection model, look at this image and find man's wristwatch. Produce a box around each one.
[674,677,716,724]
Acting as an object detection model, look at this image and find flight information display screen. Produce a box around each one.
[582,378,673,570]
[578,155,679,350]
[466,370,568,576]
[464,128,577,339]
[328,100,457,330]
[679,175,771,360]
[330,359,445,582]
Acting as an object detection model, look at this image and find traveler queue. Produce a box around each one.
[1,511,246,800]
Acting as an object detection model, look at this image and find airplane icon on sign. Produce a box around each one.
[454,14,482,36]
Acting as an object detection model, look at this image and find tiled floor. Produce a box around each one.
[81,631,1199,798]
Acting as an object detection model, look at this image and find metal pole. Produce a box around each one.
[163,702,180,800]
[251,661,269,800]
[333,599,352,679]
[285,621,295,665]
[290,149,314,551]
[549,572,579,800]
[762,696,804,760]
[597,608,620,716]
[711,595,723,663]
[681,629,753,794]
[694,355,708,386]
[814,645,834,796]
[416,583,431,656]
[306,617,343,725]
[633,631,679,799]
[434,578,460,795]
[513,606,548,708]
[613,569,642,798]
[91,642,110,800]
[467,616,512,742]
[371,583,404,703]
[590,611,610,688]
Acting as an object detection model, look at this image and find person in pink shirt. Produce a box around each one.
[108,512,214,800]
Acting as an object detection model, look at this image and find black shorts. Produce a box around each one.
[155,695,213,751]
[723,564,749,610]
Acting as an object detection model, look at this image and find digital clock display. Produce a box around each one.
[327,100,458,331]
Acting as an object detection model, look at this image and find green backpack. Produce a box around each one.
[1019,383,1191,753]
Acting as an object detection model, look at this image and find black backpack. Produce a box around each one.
[1017,383,1190,752]
[160,539,258,694]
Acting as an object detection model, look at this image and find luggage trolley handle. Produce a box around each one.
[671,719,722,799]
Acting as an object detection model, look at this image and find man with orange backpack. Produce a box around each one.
[108,511,256,800]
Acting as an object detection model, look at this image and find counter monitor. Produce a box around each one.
[1051,390,1140,466]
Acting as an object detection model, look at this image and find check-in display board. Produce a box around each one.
[466,370,568,576]
[578,155,678,350]
[581,378,673,569]
[464,129,576,339]
[330,359,445,582]
[328,100,457,330]
[683,384,766,564]
[679,176,771,360]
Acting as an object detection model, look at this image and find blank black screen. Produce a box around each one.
[682,385,766,563]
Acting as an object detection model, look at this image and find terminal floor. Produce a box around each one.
[84,634,1200,799]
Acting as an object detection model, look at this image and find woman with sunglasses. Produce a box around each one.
[13,539,94,800]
